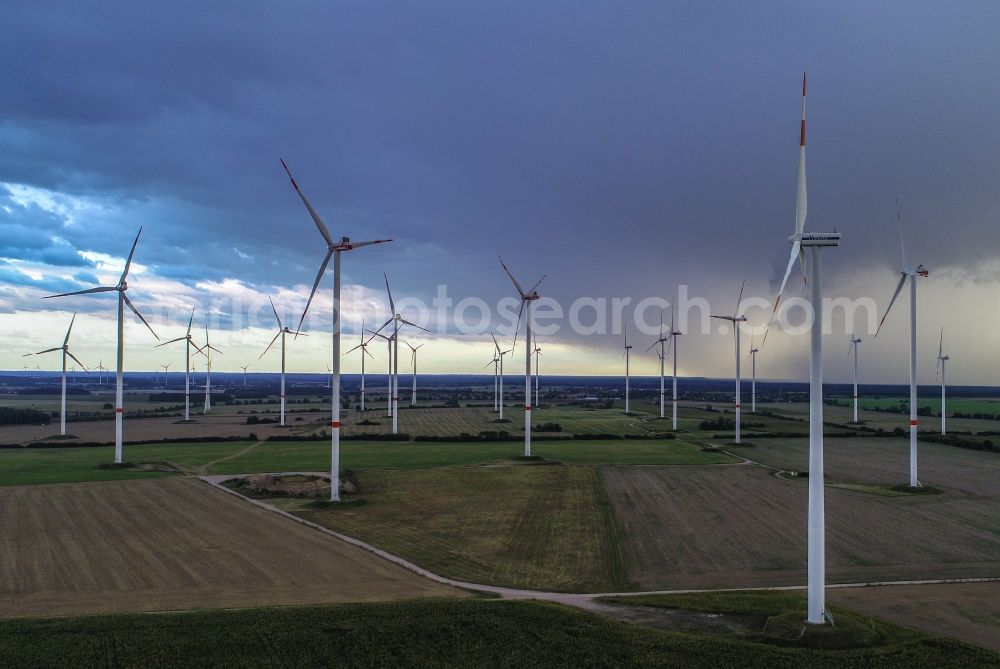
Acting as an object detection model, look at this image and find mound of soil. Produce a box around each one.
[227,472,359,498]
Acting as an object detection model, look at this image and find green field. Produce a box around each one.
[0,437,729,486]
[830,396,1000,417]
[2,598,995,668]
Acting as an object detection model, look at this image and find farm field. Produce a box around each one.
[728,436,1000,495]
[0,477,463,618]
[601,461,1000,590]
[0,437,729,486]
[289,465,626,592]
[829,582,1000,653]
[5,598,995,668]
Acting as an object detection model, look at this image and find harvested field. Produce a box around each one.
[0,478,462,618]
[737,437,1000,496]
[601,463,1000,590]
[294,465,626,592]
[830,582,1000,652]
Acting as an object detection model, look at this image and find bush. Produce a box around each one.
[534,422,562,432]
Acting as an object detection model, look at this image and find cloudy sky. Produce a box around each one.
[2,0,999,383]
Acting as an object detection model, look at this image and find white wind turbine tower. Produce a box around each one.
[200,325,222,414]
[622,323,633,414]
[491,332,513,419]
[281,159,392,502]
[499,257,546,457]
[532,335,542,408]
[155,309,202,421]
[370,274,428,434]
[874,201,928,488]
[24,313,88,436]
[96,360,108,384]
[406,341,424,406]
[647,314,669,419]
[44,228,158,462]
[848,335,862,423]
[161,363,171,387]
[345,319,374,411]
[770,72,840,626]
[748,335,759,414]
[711,281,747,444]
[937,328,949,435]
[260,296,306,427]
[240,364,249,387]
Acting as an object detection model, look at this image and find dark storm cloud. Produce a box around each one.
[1,0,999,324]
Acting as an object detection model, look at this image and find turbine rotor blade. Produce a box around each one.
[63,313,77,346]
[187,308,195,336]
[66,350,88,371]
[296,248,334,334]
[259,331,282,359]
[528,274,547,295]
[875,274,908,338]
[156,336,188,347]
[44,286,117,299]
[280,159,334,246]
[119,227,142,284]
[123,294,159,340]
[399,318,430,333]
[498,257,527,298]
[269,296,282,330]
[383,273,396,315]
[351,239,393,249]
[734,279,746,318]
[895,197,908,269]
[771,240,802,322]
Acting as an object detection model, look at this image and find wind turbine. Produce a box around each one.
[622,321,633,414]
[365,329,394,416]
[369,274,428,434]
[937,328,949,435]
[486,346,500,411]
[499,257,546,457]
[345,319,375,411]
[647,313,669,419]
[668,307,683,431]
[532,335,542,409]
[200,325,222,414]
[282,159,392,502]
[96,360,108,385]
[770,72,841,626]
[43,228,158,462]
[23,313,87,436]
[240,364,249,387]
[875,200,928,488]
[260,296,305,426]
[405,341,424,406]
[155,309,202,421]
[748,335,759,414]
[848,335,862,423]
[711,281,747,444]
[491,332,513,419]
[161,363,171,387]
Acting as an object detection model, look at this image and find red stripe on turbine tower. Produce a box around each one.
[910,419,918,426]
[331,421,341,428]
